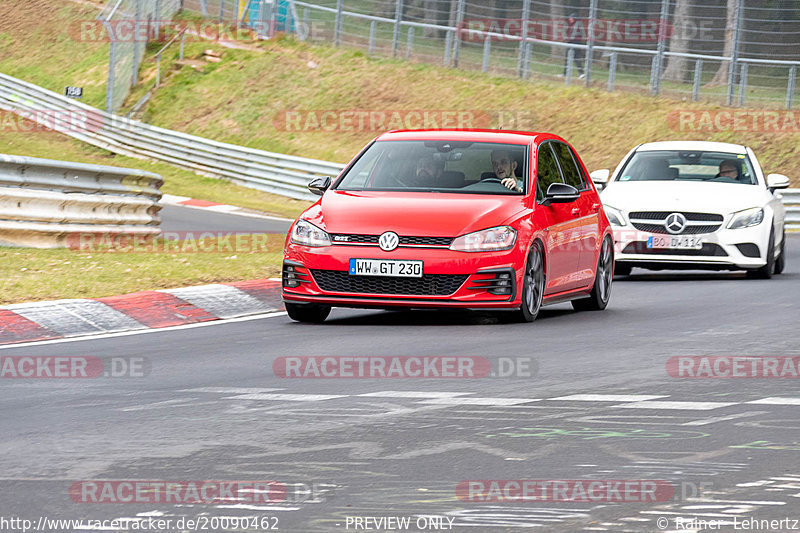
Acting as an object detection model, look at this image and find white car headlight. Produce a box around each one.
[604,206,626,226]
[290,219,331,247]
[727,207,764,230]
[450,226,517,252]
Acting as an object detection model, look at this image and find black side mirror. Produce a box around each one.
[542,183,580,206]
[308,176,332,196]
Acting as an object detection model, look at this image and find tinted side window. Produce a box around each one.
[552,142,585,190]
[536,143,563,200]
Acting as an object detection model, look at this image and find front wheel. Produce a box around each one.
[774,230,786,275]
[572,236,613,311]
[513,244,545,323]
[747,228,775,279]
[285,302,331,323]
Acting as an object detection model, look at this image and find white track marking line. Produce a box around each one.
[548,394,668,402]
[0,311,287,350]
[682,411,768,426]
[165,202,292,222]
[356,391,471,399]
[223,393,349,402]
[181,387,284,394]
[612,401,737,410]
[746,397,800,405]
[419,397,539,406]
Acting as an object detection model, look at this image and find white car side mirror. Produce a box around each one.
[766,173,790,190]
[590,169,610,190]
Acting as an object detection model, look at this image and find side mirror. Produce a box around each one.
[590,169,610,191]
[766,173,790,191]
[543,183,580,206]
[308,176,332,196]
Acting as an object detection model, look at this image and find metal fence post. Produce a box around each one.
[607,52,617,92]
[444,30,452,66]
[200,0,208,17]
[692,59,702,101]
[451,0,465,67]
[651,0,669,95]
[787,66,796,110]
[726,0,744,106]
[106,39,116,113]
[303,7,310,40]
[737,63,748,107]
[155,0,162,40]
[368,20,376,54]
[482,34,491,73]
[585,0,597,86]
[405,26,414,59]
[517,0,530,78]
[156,54,162,87]
[219,0,225,21]
[234,0,239,24]
[392,0,403,57]
[649,55,659,93]
[565,48,574,85]
[334,0,343,46]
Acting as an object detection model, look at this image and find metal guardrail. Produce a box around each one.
[0,73,344,201]
[782,189,800,230]
[0,153,163,248]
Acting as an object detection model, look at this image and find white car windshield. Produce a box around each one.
[617,150,757,185]
[335,140,527,194]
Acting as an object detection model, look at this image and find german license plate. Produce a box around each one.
[646,235,703,249]
[349,259,423,277]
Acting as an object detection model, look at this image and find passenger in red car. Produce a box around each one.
[411,156,445,186]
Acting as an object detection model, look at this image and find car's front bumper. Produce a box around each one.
[612,226,769,270]
[282,244,526,309]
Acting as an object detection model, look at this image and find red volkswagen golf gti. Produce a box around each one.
[282,130,614,323]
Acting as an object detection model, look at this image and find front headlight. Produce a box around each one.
[604,205,626,226]
[727,207,764,230]
[290,219,331,247]
[450,226,517,252]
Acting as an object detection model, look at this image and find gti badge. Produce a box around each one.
[665,212,687,234]
[378,231,399,251]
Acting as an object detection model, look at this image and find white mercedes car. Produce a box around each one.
[590,141,790,278]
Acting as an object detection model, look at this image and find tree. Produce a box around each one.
[661,0,692,81]
[549,0,565,60]
[709,0,739,85]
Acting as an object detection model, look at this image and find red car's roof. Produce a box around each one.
[375,129,563,144]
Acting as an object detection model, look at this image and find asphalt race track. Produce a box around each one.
[1,236,799,532]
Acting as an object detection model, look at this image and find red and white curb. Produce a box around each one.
[0,279,283,345]
[160,194,293,222]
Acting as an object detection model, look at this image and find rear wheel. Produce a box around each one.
[285,302,331,323]
[774,230,786,275]
[513,244,545,323]
[572,236,613,311]
[747,228,775,279]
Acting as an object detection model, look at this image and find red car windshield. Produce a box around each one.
[335,140,528,194]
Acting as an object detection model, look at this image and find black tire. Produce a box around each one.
[513,244,545,323]
[572,236,614,311]
[614,263,632,277]
[747,228,775,279]
[774,230,786,275]
[285,302,331,323]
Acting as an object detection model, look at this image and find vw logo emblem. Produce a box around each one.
[665,212,687,234]
[378,231,399,251]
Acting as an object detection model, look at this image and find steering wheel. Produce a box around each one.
[481,177,503,183]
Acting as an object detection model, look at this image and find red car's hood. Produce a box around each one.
[303,191,526,237]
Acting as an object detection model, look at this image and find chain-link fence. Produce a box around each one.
[287,0,800,109]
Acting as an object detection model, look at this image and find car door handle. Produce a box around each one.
[571,208,581,216]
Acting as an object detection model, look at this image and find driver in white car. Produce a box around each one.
[717,159,742,182]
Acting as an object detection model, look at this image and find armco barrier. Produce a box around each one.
[0,73,344,201]
[0,153,162,248]
[783,189,800,230]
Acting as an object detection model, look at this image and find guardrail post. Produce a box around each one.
[517,0,530,78]
[737,63,748,107]
[692,59,702,101]
[334,0,343,46]
[726,0,744,106]
[786,66,796,110]
[405,26,414,59]
[451,0,465,67]
[648,55,659,93]
[482,34,491,73]
[651,0,669,95]
[392,0,403,57]
[565,48,574,86]
[585,0,598,86]
[156,54,161,87]
[607,52,616,92]
[368,20,376,54]
[444,30,452,66]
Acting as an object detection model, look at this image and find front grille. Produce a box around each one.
[631,222,722,235]
[330,234,452,247]
[622,242,728,256]
[629,211,724,222]
[310,270,468,296]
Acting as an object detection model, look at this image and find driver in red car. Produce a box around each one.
[490,149,523,192]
